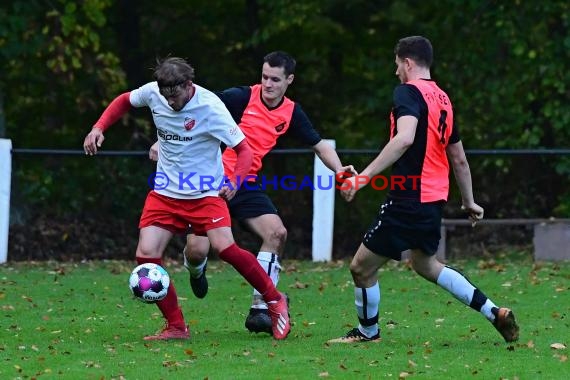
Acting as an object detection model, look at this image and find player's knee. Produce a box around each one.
[136,246,160,258]
[274,226,287,244]
[349,260,365,281]
[264,226,287,249]
[186,242,209,260]
[185,245,208,262]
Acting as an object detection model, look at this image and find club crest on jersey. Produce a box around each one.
[184,117,196,131]
[275,122,286,132]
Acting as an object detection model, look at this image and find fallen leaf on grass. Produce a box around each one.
[291,281,308,289]
[162,360,182,368]
[318,372,329,377]
[550,343,566,350]
[399,371,411,379]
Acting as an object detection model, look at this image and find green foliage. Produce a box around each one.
[1,0,131,218]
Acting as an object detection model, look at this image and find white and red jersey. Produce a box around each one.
[129,82,245,199]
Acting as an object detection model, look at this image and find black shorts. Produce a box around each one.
[362,197,444,260]
[228,181,278,222]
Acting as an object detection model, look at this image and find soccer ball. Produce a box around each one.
[129,263,170,303]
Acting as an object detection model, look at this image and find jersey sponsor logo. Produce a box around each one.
[157,129,192,142]
[212,217,225,223]
[184,117,195,131]
[246,110,258,115]
[229,127,238,135]
[152,109,160,115]
[275,122,286,132]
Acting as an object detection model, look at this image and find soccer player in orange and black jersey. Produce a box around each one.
[328,36,519,344]
[151,51,355,335]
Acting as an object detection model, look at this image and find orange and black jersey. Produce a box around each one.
[389,79,460,203]
[216,84,322,179]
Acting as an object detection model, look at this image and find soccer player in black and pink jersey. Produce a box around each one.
[83,57,290,341]
[150,51,355,335]
[328,36,519,344]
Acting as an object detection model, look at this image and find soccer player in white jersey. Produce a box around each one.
[83,57,290,341]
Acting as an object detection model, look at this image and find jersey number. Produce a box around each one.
[438,110,448,144]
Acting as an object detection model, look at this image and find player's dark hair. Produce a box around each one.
[153,57,195,93]
[264,51,296,76]
[394,36,433,68]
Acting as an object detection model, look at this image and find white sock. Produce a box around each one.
[183,248,207,278]
[436,266,475,305]
[252,251,281,309]
[480,299,498,322]
[436,266,497,321]
[355,282,380,337]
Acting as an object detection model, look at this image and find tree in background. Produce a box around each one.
[2,0,568,259]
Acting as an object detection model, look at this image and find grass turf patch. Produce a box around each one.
[1,252,568,379]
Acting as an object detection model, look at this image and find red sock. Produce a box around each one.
[218,244,280,302]
[136,257,185,330]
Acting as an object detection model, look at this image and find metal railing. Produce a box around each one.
[10,148,570,156]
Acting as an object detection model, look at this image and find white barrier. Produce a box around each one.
[0,139,11,264]
[311,139,335,262]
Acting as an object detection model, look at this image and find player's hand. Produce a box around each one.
[337,165,358,177]
[149,141,159,161]
[461,203,484,227]
[340,176,359,202]
[83,127,105,155]
[219,180,238,201]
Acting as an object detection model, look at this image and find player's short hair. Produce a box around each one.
[394,36,433,68]
[153,57,195,94]
[264,51,296,76]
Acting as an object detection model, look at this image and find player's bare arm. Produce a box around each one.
[340,117,416,202]
[312,140,356,175]
[446,141,484,224]
[149,141,159,161]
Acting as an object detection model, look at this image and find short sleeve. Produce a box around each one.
[207,98,245,148]
[129,82,156,108]
[393,84,422,120]
[287,104,322,146]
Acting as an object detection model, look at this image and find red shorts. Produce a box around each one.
[139,191,231,235]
